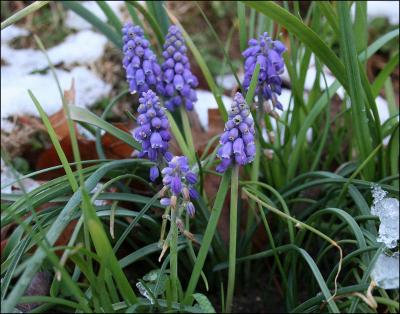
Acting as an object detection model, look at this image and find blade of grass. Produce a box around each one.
[317,1,339,34]
[183,170,231,305]
[2,159,142,311]
[179,106,196,164]
[81,189,138,304]
[126,1,164,47]
[225,166,239,313]
[96,1,123,33]
[69,105,141,150]
[146,1,169,34]
[194,2,243,91]
[237,2,247,53]
[338,1,373,180]
[125,1,145,29]
[371,52,399,97]
[354,2,367,54]
[61,1,122,48]
[28,91,78,192]
[1,1,49,30]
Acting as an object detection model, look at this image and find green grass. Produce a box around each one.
[1,1,399,313]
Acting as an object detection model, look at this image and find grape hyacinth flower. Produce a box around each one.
[159,156,199,217]
[242,32,286,110]
[133,90,172,181]
[122,23,163,95]
[161,25,199,111]
[216,92,256,173]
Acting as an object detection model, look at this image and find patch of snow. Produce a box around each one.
[1,45,47,74]
[1,158,40,194]
[1,66,111,119]
[372,252,399,289]
[351,1,399,25]
[194,90,232,131]
[76,124,97,141]
[1,30,108,73]
[47,30,108,66]
[0,120,16,133]
[1,25,29,43]
[371,185,399,249]
[216,73,244,91]
[65,1,124,31]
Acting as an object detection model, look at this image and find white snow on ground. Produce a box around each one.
[1,66,111,118]
[1,26,111,130]
[1,30,108,73]
[1,25,29,42]
[194,90,232,131]
[370,185,400,290]
[372,252,399,289]
[216,73,244,91]
[1,158,40,194]
[65,1,125,30]
[351,1,400,25]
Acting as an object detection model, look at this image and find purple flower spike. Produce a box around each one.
[159,156,199,218]
[132,90,171,180]
[122,23,162,94]
[161,25,198,111]
[242,32,286,110]
[216,93,256,173]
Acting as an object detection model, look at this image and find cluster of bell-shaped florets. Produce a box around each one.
[159,156,199,217]
[133,90,172,181]
[242,32,286,110]
[216,92,256,173]
[122,23,163,95]
[161,25,199,111]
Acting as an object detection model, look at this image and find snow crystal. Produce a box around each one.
[372,252,399,289]
[1,66,111,119]
[1,25,29,43]
[65,1,124,31]
[371,185,399,249]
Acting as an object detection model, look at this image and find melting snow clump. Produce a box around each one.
[371,252,399,290]
[370,185,399,290]
[371,185,399,248]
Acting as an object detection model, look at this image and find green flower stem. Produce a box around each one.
[170,207,179,302]
[226,165,239,313]
[183,170,231,305]
[180,106,196,164]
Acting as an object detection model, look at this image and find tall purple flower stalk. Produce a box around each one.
[133,90,172,181]
[216,92,256,173]
[160,156,199,217]
[161,25,199,111]
[122,23,163,95]
[242,32,286,110]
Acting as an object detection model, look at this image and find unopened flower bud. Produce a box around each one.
[182,187,190,201]
[170,195,177,208]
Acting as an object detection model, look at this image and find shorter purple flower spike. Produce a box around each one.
[216,93,256,173]
[122,23,163,95]
[160,156,199,217]
[242,32,286,110]
[161,25,198,111]
[132,90,171,181]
